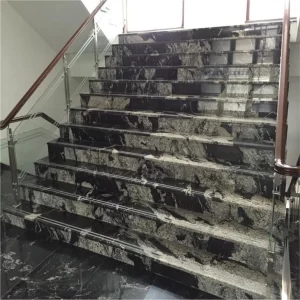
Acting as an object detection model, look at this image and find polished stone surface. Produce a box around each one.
[3,203,270,299]
[118,23,282,44]
[1,22,288,299]
[1,224,218,299]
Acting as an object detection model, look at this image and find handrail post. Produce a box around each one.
[7,125,19,205]
[63,54,71,123]
[246,0,250,22]
[122,0,128,34]
[93,19,99,78]
[181,0,185,28]
[275,0,290,165]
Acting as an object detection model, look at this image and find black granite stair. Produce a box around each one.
[3,22,284,299]
[117,23,282,43]
[89,79,279,98]
[17,179,282,274]
[49,135,274,171]
[3,201,276,299]
[112,36,281,55]
[98,65,280,81]
[105,50,281,68]
[80,93,278,118]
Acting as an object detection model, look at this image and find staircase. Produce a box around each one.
[3,23,285,299]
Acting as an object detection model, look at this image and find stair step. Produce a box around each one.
[19,178,282,277]
[119,22,282,43]
[105,50,280,68]
[3,202,274,299]
[98,65,280,81]
[45,139,284,233]
[63,111,276,141]
[80,93,278,119]
[34,155,274,216]
[89,79,279,98]
[113,35,281,55]
[56,109,274,170]
[59,122,275,178]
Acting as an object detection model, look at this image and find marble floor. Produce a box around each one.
[1,164,218,299]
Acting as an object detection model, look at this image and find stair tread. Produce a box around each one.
[80,92,278,102]
[66,109,277,125]
[115,34,282,44]
[37,155,273,178]
[56,126,275,149]
[4,202,269,298]
[99,64,281,69]
[61,122,275,148]
[90,79,279,84]
[35,156,274,208]
[19,175,279,249]
[107,49,280,57]
[119,22,282,36]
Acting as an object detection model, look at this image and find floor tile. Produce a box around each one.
[3,243,104,299]
[1,224,59,297]
[73,258,155,299]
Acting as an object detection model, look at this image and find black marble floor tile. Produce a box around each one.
[1,222,219,300]
[73,258,155,299]
[1,224,59,297]
[3,243,105,299]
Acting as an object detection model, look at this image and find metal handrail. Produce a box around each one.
[274,0,300,178]
[7,113,60,128]
[0,0,107,131]
[246,0,250,22]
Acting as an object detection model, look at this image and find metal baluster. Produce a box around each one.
[267,173,285,287]
[63,54,71,123]
[7,125,19,205]
[93,18,99,79]
[122,0,128,34]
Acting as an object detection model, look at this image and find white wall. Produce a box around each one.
[8,0,90,53]
[0,1,81,172]
[0,0,60,138]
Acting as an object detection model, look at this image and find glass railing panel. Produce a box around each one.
[8,0,123,187]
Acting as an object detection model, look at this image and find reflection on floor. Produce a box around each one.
[1,164,218,299]
[1,225,217,299]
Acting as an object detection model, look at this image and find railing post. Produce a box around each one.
[63,54,71,123]
[246,0,250,22]
[7,125,19,205]
[267,173,283,286]
[275,0,290,164]
[122,0,128,34]
[181,0,185,28]
[93,19,99,79]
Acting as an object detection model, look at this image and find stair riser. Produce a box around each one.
[34,160,274,230]
[3,211,268,299]
[64,111,276,140]
[98,66,280,81]
[80,95,278,119]
[46,140,273,199]
[119,24,282,43]
[60,125,275,168]
[89,80,279,98]
[20,185,273,275]
[113,37,281,55]
[105,52,280,68]
[53,131,275,171]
